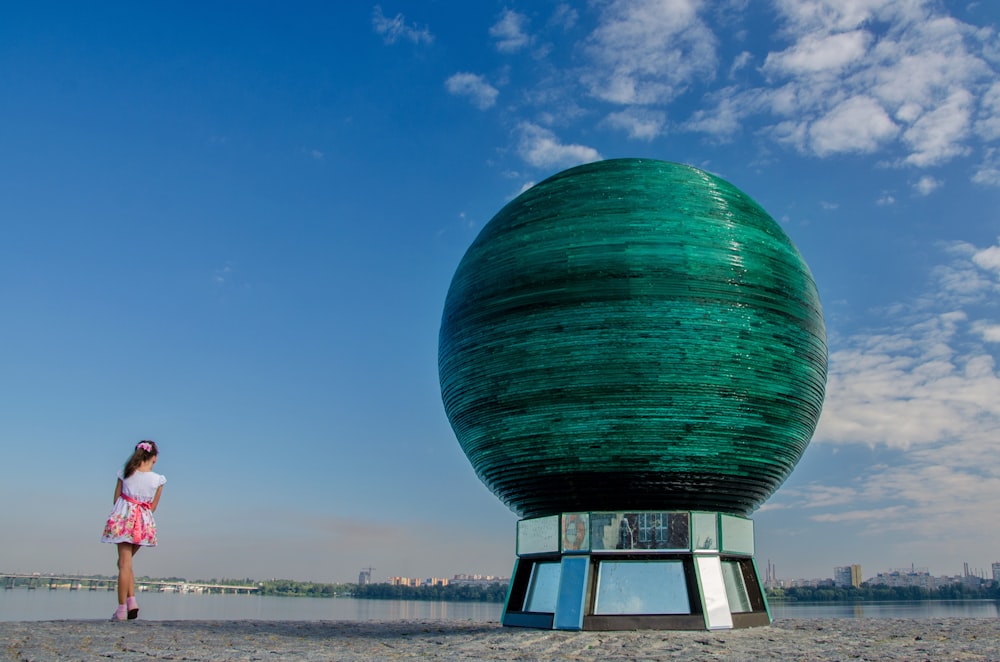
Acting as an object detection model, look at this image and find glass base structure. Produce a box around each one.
[501,512,770,631]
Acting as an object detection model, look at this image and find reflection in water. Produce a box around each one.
[1,590,997,622]
[0,590,504,623]
[770,600,1000,620]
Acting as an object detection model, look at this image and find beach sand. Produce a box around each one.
[3,618,999,660]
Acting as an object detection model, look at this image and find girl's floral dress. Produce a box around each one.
[101,469,166,546]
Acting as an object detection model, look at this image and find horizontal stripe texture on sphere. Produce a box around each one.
[439,158,827,518]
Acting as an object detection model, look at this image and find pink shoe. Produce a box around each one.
[111,605,128,621]
[126,596,139,620]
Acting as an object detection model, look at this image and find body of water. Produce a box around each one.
[769,599,1000,619]
[2,589,997,622]
[0,589,503,622]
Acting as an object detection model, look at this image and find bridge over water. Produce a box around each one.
[1,573,258,594]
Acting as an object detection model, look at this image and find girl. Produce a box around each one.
[100,440,166,621]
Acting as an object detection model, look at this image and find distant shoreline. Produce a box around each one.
[3,618,1000,661]
[7,579,999,606]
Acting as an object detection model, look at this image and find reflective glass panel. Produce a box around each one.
[692,512,718,551]
[722,561,752,613]
[594,561,690,615]
[589,512,622,551]
[524,562,560,613]
[720,515,754,555]
[589,512,689,551]
[518,516,560,555]
[695,555,733,629]
[561,513,590,552]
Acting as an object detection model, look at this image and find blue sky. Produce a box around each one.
[1,1,998,584]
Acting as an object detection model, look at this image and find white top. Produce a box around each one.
[117,469,167,502]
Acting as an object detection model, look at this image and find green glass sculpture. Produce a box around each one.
[439,159,827,518]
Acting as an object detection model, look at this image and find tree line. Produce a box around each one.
[353,582,508,602]
[768,583,1000,602]
[253,579,509,602]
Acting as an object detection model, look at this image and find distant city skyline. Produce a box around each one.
[1,2,998,583]
[7,554,997,589]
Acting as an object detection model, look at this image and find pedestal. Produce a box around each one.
[501,512,770,630]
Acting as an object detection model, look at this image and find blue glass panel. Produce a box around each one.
[553,556,590,630]
[524,562,560,613]
[594,560,690,615]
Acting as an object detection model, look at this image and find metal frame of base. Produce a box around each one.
[501,511,771,631]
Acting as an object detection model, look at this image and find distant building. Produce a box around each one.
[358,569,373,585]
[869,566,965,589]
[763,559,778,590]
[785,577,835,588]
[871,567,931,588]
[992,562,1000,583]
[834,565,862,588]
[387,576,451,587]
[450,574,507,584]
[962,562,985,588]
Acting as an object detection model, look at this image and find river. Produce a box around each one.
[1,589,997,622]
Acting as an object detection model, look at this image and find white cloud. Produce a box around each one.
[782,237,1000,556]
[683,87,753,139]
[797,485,859,509]
[514,180,536,197]
[729,51,753,77]
[549,3,579,31]
[973,167,1000,186]
[975,82,1000,140]
[972,148,1000,187]
[603,108,666,140]
[490,9,532,53]
[689,2,998,167]
[815,240,1000,451]
[515,122,601,169]
[972,244,1000,273]
[928,250,996,304]
[371,5,433,45]
[581,0,717,105]
[808,95,899,155]
[445,73,499,110]
[876,191,896,205]
[763,30,870,76]
[810,506,904,523]
[972,322,1000,343]
[770,0,905,34]
[901,90,973,166]
[913,175,941,195]
[213,263,234,285]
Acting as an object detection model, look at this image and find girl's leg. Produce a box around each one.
[127,545,141,598]
[126,544,141,618]
[116,543,134,606]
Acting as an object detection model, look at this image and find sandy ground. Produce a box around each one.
[2,618,999,661]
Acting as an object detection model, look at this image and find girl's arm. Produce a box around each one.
[150,484,164,512]
[113,479,123,503]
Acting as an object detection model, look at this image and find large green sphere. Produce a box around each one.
[439,159,827,518]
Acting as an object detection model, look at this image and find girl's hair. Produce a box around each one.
[123,440,158,479]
